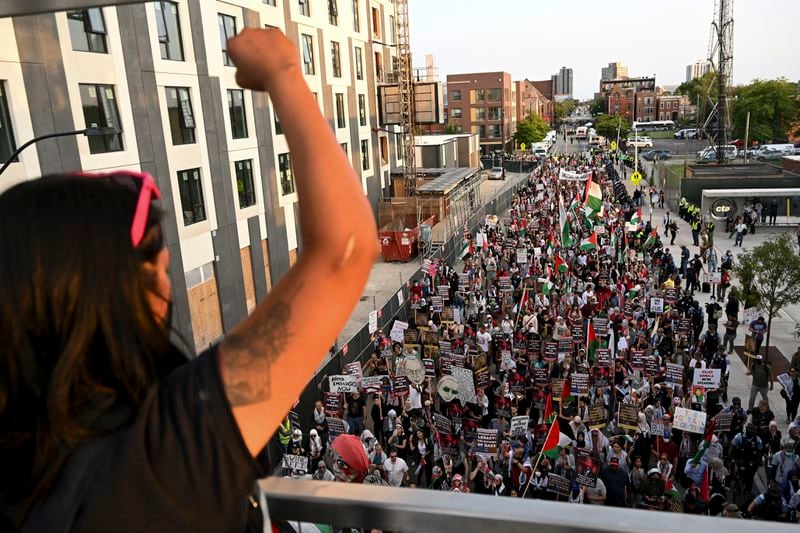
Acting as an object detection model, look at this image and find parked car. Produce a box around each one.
[696,144,737,163]
[754,149,786,162]
[489,166,505,180]
[626,136,653,149]
[641,149,672,161]
[674,128,699,139]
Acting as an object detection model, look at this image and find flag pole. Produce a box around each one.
[521,423,553,498]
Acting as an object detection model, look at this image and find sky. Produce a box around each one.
[409,0,800,100]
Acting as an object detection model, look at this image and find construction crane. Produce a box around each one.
[395,0,417,196]
[702,0,734,163]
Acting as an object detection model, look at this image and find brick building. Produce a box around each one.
[514,79,553,125]
[446,71,514,155]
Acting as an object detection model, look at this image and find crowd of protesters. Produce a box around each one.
[281,151,800,522]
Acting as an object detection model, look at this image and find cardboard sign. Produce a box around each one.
[547,473,572,497]
[744,335,756,356]
[329,374,358,393]
[534,367,549,387]
[618,403,640,431]
[571,373,590,396]
[510,416,529,437]
[650,297,664,314]
[393,375,410,396]
[714,412,734,432]
[666,363,684,385]
[587,403,606,429]
[476,428,498,458]
[282,454,309,473]
[324,391,342,417]
[575,451,599,487]
[544,342,559,362]
[368,310,379,334]
[595,348,612,367]
[673,407,707,434]
[693,368,721,388]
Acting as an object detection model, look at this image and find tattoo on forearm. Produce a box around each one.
[221,283,302,406]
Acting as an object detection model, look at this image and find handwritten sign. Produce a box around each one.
[329,374,358,393]
[368,310,379,334]
[650,422,665,437]
[510,416,529,437]
[282,454,309,473]
[673,407,707,434]
[650,297,664,314]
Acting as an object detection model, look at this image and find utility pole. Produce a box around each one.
[743,110,750,163]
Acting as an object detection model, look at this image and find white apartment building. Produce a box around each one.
[0,0,402,351]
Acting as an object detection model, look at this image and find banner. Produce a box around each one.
[693,368,721,388]
[673,407,707,434]
[510,416,529,437]
[329,374,358,393]
[558,168,592,181]
[282,454,309,473]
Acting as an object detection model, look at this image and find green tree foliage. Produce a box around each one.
[594,114,631,141]
[514,113,549,146]
[733,234,800,361]
[444,122,460,134]
[677,72,717,127]
[555,100,577,121]
[731,79,800,142]
[590,97,605,116]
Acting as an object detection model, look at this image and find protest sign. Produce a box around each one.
[404,329,420,345]
[527,337,542,355]
[451,366,476,404]
[361,375,384,394]
[343,361,363,381]
[676,318,691,336]
[533,367,549,387]
[595,348,612,367]
[393,375,410,396]
[587,404,606,429]
[495,396,511,418]
[476,428,497,458]
[547,474,572,497]
[323,392,342,417]
[744,335,756,356]
[593,318,609,336]
[592,366,611,389]
[326,417,347,441]
[649,422,665,437]
[693,368,721,388]
[631,350,645,369]
[551,378,565,401]
[571,323,585,342]
[673,407,707,434]
[510,416,529,437]
[644,356,660,377]
[714,412,734,432]
[666,363,684,385]
[442,307,455,322]
[437,285,450,300]
[516,248,528,264]
[558,338,574,356]
[664,288,679,304]
[650,297,664,314]
[329,374,358,393]
[575,451,599,487]
[282,454,309,473]
[571,373,590,396]
[390,320,409,342]
[368,310,378,334]
[544,342,558,362]
[433,413,453,435]
[423,358,436,378]
[708,271,721,284]
[618,403,640,431]
[430,296,444,312]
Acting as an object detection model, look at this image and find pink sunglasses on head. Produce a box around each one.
[71,170,162,247]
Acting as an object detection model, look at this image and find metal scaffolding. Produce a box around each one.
[396,0,417,196]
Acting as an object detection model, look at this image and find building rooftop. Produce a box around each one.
[415,167,481,195]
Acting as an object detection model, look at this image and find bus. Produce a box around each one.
[632,120,675,132]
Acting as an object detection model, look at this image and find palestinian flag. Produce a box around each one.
[664,479,680,500]
[542,419,565,459]
[630,207,643,226]
[543,393,554,423]
[542,276,554,295]
[691,419,716,464]
[559,197,573,247]
[579,231,598,251]
[587,321,599,363]
[554,254,569,274]
[642,227,658,249]
[546,228,555,255]
[584,175,603,213]
[700,465,710,502]
[568,195,581,218]
[561,376,572,404]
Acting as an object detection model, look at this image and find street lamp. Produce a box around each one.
[0,127,119,176]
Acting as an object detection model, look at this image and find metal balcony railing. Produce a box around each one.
[259,478,789,533]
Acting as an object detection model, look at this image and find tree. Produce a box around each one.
[514,113,549,146]
[444,122,460,134]
[677,72,717,128]
[733,234,800,362]
[731,79,800,143]
[590,97,605,117]
[555,100,577,122]
[594,114,631,142]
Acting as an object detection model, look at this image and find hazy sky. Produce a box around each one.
[409,0,800,100]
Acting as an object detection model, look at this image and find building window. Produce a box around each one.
[352,0,360,31]
[471,89,485,102]
[395,133,404,161]
[341,142,348,156]
[279,153,294,195]
[227,89,248,139]
[299,0,310,16]
[165,87,195,145]
[371,7,381,39]
[374,52,383,82]
[67,8,107,53]
[488,125,501,138]
[155,1,184,61]
[218,14,236,66]
[358,94,367,126]
[177,168,206,225]
[475,107,486,121]
[263,0,276,5]
[379,136,388,165]
[488,88,502,101]
[274,110,282,135]
[301,34,315,75]
[79,84,123,154]
[235,159,256,209]
[450,89,461,101]
[328,0,338,25]
[354,46,364,80]
[360,139,369,170]
[478,125,486,138]
[451,108,462,119]
[331,41,342,78]
[0,82,17,164]
[489,106,501,120]
[389,15,396,44]
[336,93,346,129]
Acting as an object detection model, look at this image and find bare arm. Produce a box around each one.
[219,29,378,455]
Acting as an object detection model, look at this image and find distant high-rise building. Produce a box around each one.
[551,66,573,101]
[686,60,713,82]
[601,62,628,81]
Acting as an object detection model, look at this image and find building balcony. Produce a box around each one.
[260,478,774,533]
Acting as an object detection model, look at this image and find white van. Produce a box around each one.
[757,144,794,155]
[575,126,588,140]
[697,145,737,162]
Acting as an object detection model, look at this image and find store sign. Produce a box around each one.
[710,198,736,220]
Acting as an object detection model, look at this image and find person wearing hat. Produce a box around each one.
[601,456,630,507]
[638,467,665,509]
[746,352,773,410]
[450,473,469,493]
[312,460,335,481]
[724,503,741,518]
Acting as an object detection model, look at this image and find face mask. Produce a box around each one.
[535,472,541,477]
